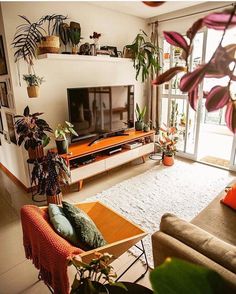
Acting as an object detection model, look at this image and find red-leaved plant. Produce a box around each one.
[153,6,236,133]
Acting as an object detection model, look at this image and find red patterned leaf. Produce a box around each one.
[203,12,236,30]
[186,18,204,41]
[225,100,236,134]
[163,31,189,53]
[205,86,230,112]
[152,66,186,85]
[180,65,207,92]
[188,87,199,111]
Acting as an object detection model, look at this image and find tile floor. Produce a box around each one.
[0,158,157,293]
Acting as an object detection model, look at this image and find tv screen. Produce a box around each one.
[68,85,134,142]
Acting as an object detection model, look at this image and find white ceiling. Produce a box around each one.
[90,1,203,19]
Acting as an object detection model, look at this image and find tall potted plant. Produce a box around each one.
[125,30,160,82]
[31,151,70,205]
[54,121,78,154]
[14,106,52,160]
[135,103,146,131]
[23,74,44,98]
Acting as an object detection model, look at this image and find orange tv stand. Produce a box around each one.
[62,130,155,190]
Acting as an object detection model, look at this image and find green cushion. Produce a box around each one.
[62,201,107,250]
[48,204,79,246]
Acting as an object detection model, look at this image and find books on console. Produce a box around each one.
[123,141,143,150]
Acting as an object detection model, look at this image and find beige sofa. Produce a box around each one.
[152,187,236,292]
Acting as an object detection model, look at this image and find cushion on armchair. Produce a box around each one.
[62,201,107,250]
[160,213,236,274]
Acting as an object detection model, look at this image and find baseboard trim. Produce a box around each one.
[0,163,30,192]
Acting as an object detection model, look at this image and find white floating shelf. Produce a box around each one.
[38,53,132,63]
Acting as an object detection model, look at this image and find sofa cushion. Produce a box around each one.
[221,184,236,210]
[160,213,236,274]
[48,204,79,246]
[62,201,107,250]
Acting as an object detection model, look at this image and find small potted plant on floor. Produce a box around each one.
[31,151,70,205]
[156,125,178,166]
[14,106,52,160]
[70,252,126,294]
[135,103,146,131]
[55,121,78,154]
[23,74,44,98]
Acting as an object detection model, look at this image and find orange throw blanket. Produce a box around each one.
[21,205,83,294]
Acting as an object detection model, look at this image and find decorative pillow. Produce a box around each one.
[48,204,79,246]
[62,201,107,250]
[221,183,236,210]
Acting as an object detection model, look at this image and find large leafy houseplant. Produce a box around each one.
[14,106,52,159]
[70,252,126,294]
[125,30,160,82]
[31,151,70,204]
[153,6,236,134]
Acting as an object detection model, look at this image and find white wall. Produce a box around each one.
[1,1,147,187]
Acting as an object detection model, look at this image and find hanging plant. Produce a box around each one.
[152,6,236,134]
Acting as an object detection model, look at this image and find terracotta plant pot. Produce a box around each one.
[38,35,60,54]
[56,139,68,155]
[28,145,44,160]
[27,86,39,98]
[47,193,62,205]
[163,154,174,166]
[135,121,144,131]
[123,47,134,59]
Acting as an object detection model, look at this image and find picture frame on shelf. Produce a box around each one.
[0,112,3,134]
[5,112,17,144]
[0,35,8,75]
[0,81,9,107]
[101,46,118,57]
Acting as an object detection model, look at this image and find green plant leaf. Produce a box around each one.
[150,258,226,294]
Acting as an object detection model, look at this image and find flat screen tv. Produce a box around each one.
[68,85,134,143]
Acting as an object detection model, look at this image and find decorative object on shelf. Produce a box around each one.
[79,42,91,55]
[5,112,17,144]
[14,106,52,160]
[125,30,161,82]
[31,151,70,205]
[143,122,151,132]
[70,252,126,294]
[0,35,8,75]
[23,74,44,98]
[100,46,118,57]
[59,22,70,54]
[54,121,78,154]
[68,21,82,54]
[152,6,236,134]
[0,81,8,107]
[135,103,146,131]
[123,46,134,59]
[90,31,101,52]
[156,125,178,166]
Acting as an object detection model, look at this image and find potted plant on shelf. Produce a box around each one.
[31,151,70,205]
[70,252,126,294]
[125,30,160,82]
[14,106,52,160]
[55,121,78,154]
[156,125,178,166]
[23,74,44,98]
[69,21,82,54]
[135,103,146,131]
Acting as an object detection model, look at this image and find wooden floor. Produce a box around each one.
[0,158,156,293]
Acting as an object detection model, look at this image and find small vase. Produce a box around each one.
[56,139,68,155]
[72,45,77,54]
[163,154,174,166]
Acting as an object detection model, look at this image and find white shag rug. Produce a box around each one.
[86,160,234,268]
